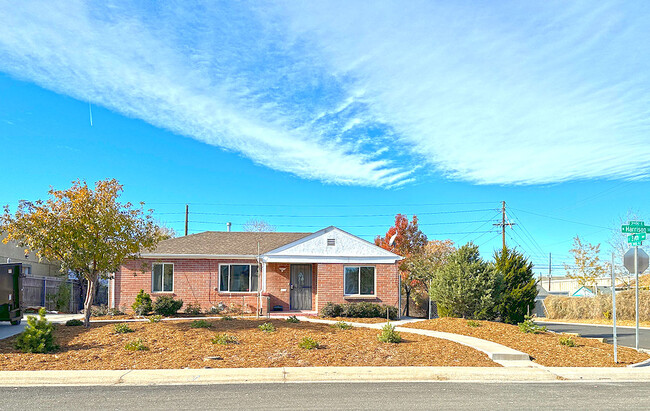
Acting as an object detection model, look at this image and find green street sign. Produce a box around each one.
[629,221,645,226]
[629,240,644,246]
[629,233,647,242]
[622,225,648,234]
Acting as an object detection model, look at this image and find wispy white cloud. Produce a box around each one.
[1,1,649,186]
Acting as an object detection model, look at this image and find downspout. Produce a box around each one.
[398,265,401,320]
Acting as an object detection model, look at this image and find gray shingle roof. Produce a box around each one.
[146,231,313,256]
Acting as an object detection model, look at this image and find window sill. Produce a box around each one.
[344,295,378,300]
[151,291,174,294]
[218,291,259,295]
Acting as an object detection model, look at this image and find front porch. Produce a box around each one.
[265,263,317,312]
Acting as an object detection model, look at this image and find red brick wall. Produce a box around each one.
[114,258,261,313]
[112,259,399,314]
[315,263,399,312]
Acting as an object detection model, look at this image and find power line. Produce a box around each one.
[154,208,497,218]
[509,207,611,230]
[147,201,498,208]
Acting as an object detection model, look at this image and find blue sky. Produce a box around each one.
[0,1,648,276]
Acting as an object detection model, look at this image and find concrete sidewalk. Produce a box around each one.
[301,317,532,366]
[0,366,649,386]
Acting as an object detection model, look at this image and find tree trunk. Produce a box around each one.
[83,275,97,328]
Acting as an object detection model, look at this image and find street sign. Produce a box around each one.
[628,233,646,242]
[629,221,645,226]
[624,247,649,274]
[629,240,644,246]
[622,225,648,233]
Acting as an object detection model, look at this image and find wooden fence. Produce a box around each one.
[22,275,83,313]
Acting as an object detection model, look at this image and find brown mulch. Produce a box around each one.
[0,319,498,370]
[403,318,649,367]
[314,317,390,324]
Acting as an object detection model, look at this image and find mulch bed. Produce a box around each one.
[403,318,649,367]
[313,317,390,324]
[0,319,498,370]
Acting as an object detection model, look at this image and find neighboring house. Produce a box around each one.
[0,233,61,276]
[110,226,402,315]
[571,285,613,298]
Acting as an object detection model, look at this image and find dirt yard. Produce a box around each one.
[0,318,498,370]
[403,318,649,367]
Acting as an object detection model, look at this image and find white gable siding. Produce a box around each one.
[262,227,400,264]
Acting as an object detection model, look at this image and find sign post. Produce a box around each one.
[611,252,617,363]
[622,220,649,351]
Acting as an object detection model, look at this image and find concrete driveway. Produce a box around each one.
[0,313,84,340]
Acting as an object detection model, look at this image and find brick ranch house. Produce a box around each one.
[109,226,402,315]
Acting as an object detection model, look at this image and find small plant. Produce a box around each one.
[298,336,320,349]
[517,315,547,334]
[124,338,149,351]
[147,315,163,323]
[207,305,223,315]
[54,282,71,312]
[559,336,576,347]
[285,315,300,323]
[15,308,59,353]
[184,302,202,315]
[153,295,184,316]
[65,319,83,327]
[258,322,276,332]
[190,319,212,329]
[603,310,612,320]
[91,304,110,317]
[211,333,238,345]
[221,315,234,321]
[113,323,134,334]
[466,320,481,328]
[377,322,402,343]
[132,289,152,316]
[332,321,352,330]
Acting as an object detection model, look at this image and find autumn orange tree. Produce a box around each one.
[375,214,428,316]
[1,179,163,327]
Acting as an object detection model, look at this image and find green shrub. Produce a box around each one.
[184,302,202,315]
[153,295,183,316]
[113,323,134,334]
[517,316,547,334]
[298,336,320,349]
[190,319,211,329]
[377,322,402,343]
[494,247,538,324]
[321,302,342,317]
[466,320,481,328]
[258,322,276,332]
[332,321,353,330]
[132,290,152,316]
[221,315,234,321]
[124,338,149,351]
[285,315,300,323]
[65,319,83,327]
[212,333,238,345]
[55,282,71,312]
[147,315,163,323]
[15,308,59,353]
[320,302,398,320]
[559,336,576,347]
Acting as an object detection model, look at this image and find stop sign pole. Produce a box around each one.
[622,220,650,351]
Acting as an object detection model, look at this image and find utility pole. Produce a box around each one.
[548,253,551,291]
[493,201,515,249]
[185,204,189,236]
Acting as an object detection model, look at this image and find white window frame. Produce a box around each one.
[152,262,174,293]
[343,266,376,297]
[218,264,259,293]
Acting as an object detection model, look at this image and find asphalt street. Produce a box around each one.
[2,382,649,410]
[539,322,650,350]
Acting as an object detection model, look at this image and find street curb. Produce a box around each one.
[0,366,649,386]
[536,320,650,331]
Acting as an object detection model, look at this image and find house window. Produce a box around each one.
[344,266,375,296]
[219,264,259,292]
[152,263,173,292]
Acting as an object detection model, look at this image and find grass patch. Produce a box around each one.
[211,333,239,345]
[190,319,212,329]
[124,338,148,351]
[377,323,402,343]
[298,336,320,349]
[332,321,353,330]
[466,320,481,328]
[113,323,134,334]
[258,322,276,332]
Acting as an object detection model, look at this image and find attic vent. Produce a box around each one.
[327,238,336,246]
